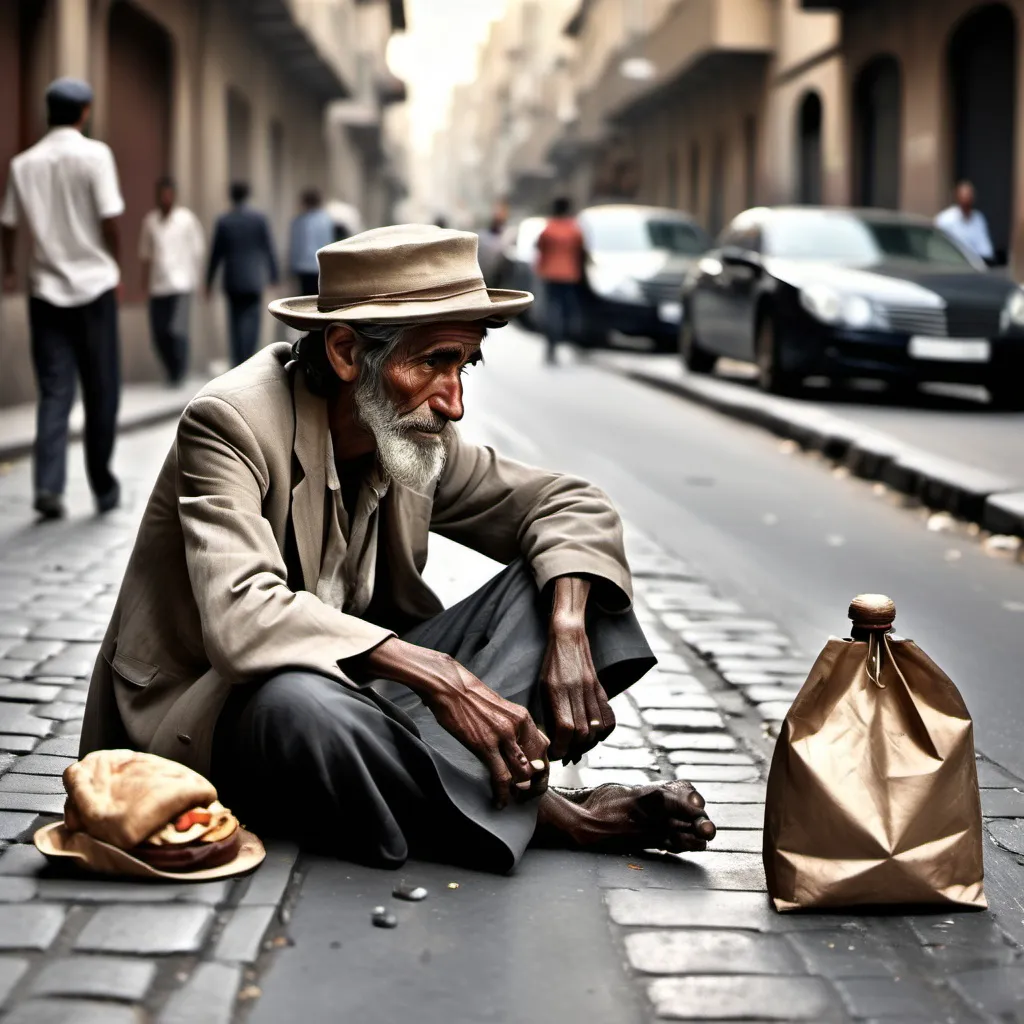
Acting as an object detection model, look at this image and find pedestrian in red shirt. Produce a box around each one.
[535,197,585,365]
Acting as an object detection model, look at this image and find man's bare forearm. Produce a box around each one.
[355,637,452,699]
[550,576,590,634]
[100,217,120,264]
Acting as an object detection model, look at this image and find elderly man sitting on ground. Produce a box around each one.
[81,225,716,871]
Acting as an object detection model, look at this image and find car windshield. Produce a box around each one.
[584,212,708,255]
[764,211,976,268]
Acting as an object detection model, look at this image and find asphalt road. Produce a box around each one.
[465,326,1024,777]
[606,349,1024,484]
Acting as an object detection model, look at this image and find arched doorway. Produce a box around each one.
[796,91,823,205]
[107,1,173,302]
[948,3,1016,264]
[854,56,901,209]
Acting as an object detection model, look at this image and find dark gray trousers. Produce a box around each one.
[28,289,120,500]
[212,561,655,873]
[148,293,191,383]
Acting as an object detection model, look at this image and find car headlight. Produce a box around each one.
[1002,288,1024,330]
[801,285,884,329]
[587,267,644,304]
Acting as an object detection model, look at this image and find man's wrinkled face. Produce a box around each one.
[354,322,484,491]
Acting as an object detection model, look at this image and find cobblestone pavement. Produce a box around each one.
[602,533,1024,1023]
[1,421,1024,1022]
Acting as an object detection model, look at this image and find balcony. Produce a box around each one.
[574,0,774,130]
[235,0,354,101]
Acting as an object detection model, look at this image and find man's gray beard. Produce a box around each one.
[354,376,450,492]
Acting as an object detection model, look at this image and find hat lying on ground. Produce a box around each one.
[268,223,533,331]
[34,750,265,881]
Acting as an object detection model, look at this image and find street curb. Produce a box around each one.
[0,394,194,466]
[603,359,1024,537]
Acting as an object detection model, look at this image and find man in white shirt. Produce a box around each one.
[139,177,204,383]
[935,181,996,264]
[0,78,124,519]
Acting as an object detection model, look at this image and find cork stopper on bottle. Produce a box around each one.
[848,594,896,631]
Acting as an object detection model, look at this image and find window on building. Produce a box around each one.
[854,56,901,209]
[948,3,1016,265]
[796,91,823,205]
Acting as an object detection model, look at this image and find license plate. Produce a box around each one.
[908,336,990,362]
[658,301,682,324]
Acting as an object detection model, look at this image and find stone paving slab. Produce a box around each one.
[74,905,215,955]
[647,975,845,1021]
[625,929,804,975]
[0,905,66,950]
[29,956,156,1002]
[5,998,144,1024]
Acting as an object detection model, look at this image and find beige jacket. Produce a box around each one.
[80,344,632,775]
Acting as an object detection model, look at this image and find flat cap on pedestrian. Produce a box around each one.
[268,223,533,331]
[45,77,94,105]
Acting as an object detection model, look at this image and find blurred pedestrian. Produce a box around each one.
[535,196,585,365]
[206,182,279,366]
[477,215,507,288]
[139,177,204,384]
[288,188,334,297]
[936,181,995,264]
[0,77,124,519]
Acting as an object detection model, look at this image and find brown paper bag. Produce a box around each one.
[763,594,986,912]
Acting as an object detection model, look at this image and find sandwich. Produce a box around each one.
[131,800,242,872]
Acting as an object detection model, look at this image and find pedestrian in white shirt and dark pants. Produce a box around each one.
[936,181,996,264]
[139,177,204,383]
[0,78,124,520]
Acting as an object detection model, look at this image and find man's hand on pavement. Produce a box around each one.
[355,638,550,809]
[541,576,616,764]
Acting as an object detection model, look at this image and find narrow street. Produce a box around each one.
[471,327,1024,777]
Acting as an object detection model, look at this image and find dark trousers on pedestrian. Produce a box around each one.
[226,291,262,366]
[297,272,319,297]
[543,281,581,363]
[28,289,120,501]
[211,560,655,874]
[148,293,191,384]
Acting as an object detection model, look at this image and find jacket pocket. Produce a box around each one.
[110,651,159,689]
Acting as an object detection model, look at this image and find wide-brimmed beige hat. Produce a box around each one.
[268,223,533,331]
[34,750,265,881]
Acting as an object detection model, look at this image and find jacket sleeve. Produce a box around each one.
[175,395,393,683]
[429,431,632,610]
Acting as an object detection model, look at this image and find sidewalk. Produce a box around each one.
[0,423,1023,1021]
[0,378,204,465]
[595,352,1024,539]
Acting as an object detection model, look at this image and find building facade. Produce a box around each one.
[0,0,406,408]
[804,0,1024,270]
[444,0,1024,273]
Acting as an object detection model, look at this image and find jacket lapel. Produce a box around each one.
[290,371,327,593]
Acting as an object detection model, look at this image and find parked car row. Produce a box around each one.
[504,201,1024,408]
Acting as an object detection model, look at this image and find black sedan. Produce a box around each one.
[680,206,1024,407]
[579,204,709,351]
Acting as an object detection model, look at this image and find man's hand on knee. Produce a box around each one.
[355,638,550,809]
[542,577,616,764]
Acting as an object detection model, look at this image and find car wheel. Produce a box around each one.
[679,317,716,374]
[756,316,800,396]
[987,377,1024,411]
